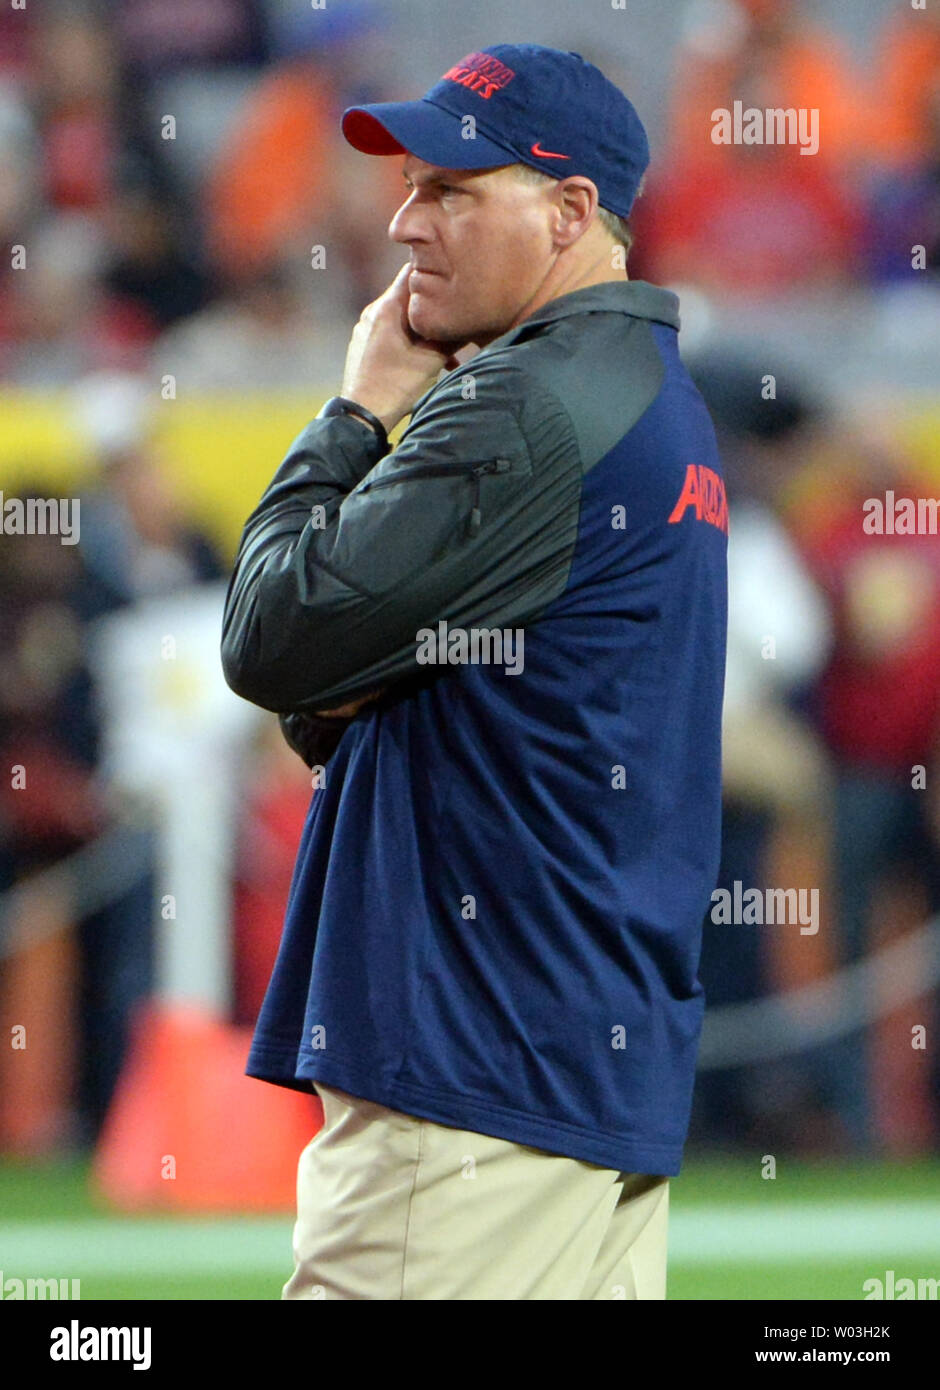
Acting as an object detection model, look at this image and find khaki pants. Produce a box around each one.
[282,1083,669,1300]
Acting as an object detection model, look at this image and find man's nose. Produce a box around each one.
[388,194,431,245]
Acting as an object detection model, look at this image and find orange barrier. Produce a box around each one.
[92,1001,321,1211]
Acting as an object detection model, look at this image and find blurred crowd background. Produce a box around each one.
[0,0,938,1190]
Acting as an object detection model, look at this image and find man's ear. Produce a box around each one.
[554,177,598,245]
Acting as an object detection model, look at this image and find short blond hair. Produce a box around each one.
[507,162,638,256]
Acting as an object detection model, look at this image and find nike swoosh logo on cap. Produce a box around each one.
[531,141,570,159]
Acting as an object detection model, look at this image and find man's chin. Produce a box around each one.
[409,303,468,352]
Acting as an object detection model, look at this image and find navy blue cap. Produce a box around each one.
[342,43,649,218]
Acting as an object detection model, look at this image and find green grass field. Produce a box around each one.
[1,1154,938,1299]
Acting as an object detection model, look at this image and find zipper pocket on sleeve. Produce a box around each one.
[357,458,515,539]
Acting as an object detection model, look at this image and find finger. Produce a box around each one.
[392,264,420,338]
[389,262,413,305]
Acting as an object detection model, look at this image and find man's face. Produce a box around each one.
[389,157,559,349]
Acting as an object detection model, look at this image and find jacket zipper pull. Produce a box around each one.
[467,459,511,538]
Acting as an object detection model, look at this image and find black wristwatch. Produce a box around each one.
[319,396,389,452]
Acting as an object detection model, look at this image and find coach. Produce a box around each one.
[221,43,728,1300]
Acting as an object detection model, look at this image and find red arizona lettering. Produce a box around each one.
[701,466,717,525]
[668,464,702,523]
[668,464,728,534]
[442,53,516,97]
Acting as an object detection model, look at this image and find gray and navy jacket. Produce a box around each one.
[221,279,728,1176]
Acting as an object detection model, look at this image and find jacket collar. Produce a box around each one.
[475,279,680,357]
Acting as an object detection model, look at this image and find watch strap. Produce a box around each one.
[319,396,389,452]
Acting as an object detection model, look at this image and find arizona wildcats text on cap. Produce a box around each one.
[342,43,650,219]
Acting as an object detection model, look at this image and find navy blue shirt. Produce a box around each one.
[226,281,728,1177]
